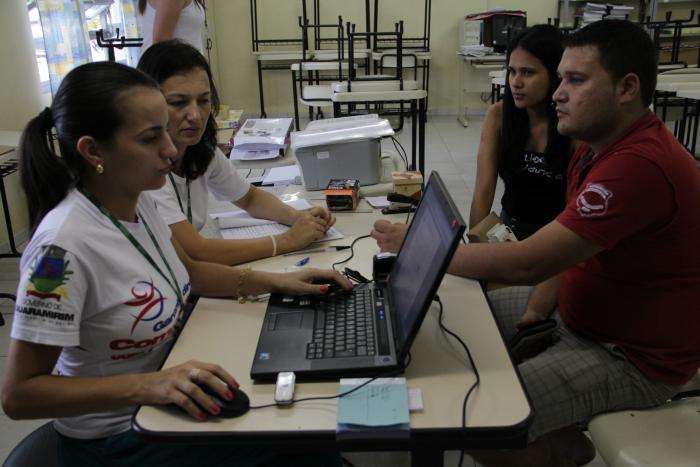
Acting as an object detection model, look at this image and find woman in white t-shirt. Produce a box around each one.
[138,40,336,265]
[139,0,205,52]
[1,62,345,467]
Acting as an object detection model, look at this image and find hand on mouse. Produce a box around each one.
[266,268,353,296]
[137,360,239,421]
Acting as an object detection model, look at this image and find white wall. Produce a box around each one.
[207,0,557,116]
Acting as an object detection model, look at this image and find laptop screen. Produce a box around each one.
[388,173,465,353]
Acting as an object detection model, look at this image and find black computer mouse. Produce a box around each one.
[198,383,250,418]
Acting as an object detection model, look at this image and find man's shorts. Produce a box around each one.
[487,286,680,442]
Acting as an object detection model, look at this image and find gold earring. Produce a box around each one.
[96,163,104,175]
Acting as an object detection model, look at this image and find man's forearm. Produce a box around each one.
[447,242,547,285]
[525,275,560,318]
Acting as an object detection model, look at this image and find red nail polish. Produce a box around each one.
[232,378,240,389]
[320,285,328,293]
[197,413,207,421]
[211,405,221,414]
[225,390,233,400]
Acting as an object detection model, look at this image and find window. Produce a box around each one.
[26,0,142,97]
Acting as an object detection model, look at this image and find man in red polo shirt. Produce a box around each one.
[372,19,700,466]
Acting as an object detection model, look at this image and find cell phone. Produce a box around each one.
[508,319,557,364]
[274,371,296,405]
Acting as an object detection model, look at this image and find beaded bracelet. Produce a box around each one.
[237,267,252,304]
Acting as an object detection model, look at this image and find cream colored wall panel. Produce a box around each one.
[0,1,43,247]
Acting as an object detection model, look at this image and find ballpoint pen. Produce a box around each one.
[295,256,310,267]
[282,246,352,256]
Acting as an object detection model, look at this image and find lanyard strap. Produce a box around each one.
[78,187,185,309]
[168,173,192,223]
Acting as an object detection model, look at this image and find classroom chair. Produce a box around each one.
[588,371,700,467]
[2,422,59,467]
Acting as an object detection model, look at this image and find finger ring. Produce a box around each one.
[189,368,201,383]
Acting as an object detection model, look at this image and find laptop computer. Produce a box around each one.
[250,172,466,381]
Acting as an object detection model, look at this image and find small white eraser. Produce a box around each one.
[408,387,423,412]
[275,371,295,405]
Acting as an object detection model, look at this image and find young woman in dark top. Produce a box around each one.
[469,24,576,240]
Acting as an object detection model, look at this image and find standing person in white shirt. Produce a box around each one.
[139,0,206,53]
[139,40,335,265]
[0,61,346,467]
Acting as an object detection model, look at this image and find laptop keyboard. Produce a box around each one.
[306,287,379,359]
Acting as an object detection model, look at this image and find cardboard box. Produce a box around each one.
[466,212,501,243]
[391,171,423,199]
[467,212,514,291]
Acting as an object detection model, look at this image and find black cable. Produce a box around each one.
[249,353,411,410]
[434,296,480,467]
[331,234,372,270]
[390,136,409,170]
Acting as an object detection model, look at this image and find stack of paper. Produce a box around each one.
[458,44,494,57]
[210,198,343,243]
[336,377,410,440]
[579,3,633,25]
[231,118,292,161]
[261,165,301,186]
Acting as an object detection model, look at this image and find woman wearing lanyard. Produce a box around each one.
[1,62,346,466]
[138,40,335,266]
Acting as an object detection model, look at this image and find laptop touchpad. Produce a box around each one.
[272,312,304,330]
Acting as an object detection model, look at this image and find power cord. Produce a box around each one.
[332,234,372,270]
[434,295,480,467]
[390,135,409,170]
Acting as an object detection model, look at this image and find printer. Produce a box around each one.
[290,114,395,191]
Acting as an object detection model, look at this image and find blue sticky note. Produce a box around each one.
[337,377,410,427]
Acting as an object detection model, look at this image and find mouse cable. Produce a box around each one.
[331,234,372,271]
[434,295,480,467]
[249,353,412,410]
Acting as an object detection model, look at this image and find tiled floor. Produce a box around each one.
[0,115,607,466]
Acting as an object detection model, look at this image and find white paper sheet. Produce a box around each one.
[220,224,343,242]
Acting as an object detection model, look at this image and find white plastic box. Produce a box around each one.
[290,115,394,191]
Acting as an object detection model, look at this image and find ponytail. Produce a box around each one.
[19,108,76,235]
[17,62,158,237]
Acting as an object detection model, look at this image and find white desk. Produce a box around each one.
[458,55,506,127]
[677,89,700,100]
[253,50,308,118]
[654,80,700,157]
[291,61,357,131]
[132,204,532,466]
[656,81,700,93]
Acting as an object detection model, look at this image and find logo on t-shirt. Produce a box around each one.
[576,182,613,217]
[126,278,170,334]
[26,245,73,301]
